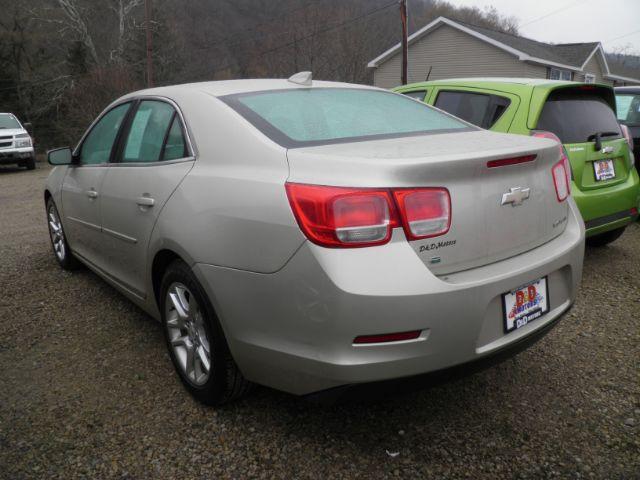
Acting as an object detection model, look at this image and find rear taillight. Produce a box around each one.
[620,124,635,169]
[392,188,451,240]
[532,130,572,201]
[285,183,451,248]
[552,160,569,202]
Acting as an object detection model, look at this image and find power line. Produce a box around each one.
[520,0,585,27]
[606,28,640,42]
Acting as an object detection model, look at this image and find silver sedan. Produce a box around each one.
[44,74,585,404]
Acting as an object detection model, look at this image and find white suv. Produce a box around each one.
[0,113,35,170]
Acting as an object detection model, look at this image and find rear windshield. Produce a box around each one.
[221,88,471,148]
[537,90,621,144]
[615,93,640,126]
[0,115,21,129]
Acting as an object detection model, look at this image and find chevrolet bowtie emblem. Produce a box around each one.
[501,187,530,207]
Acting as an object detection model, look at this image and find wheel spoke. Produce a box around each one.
[196,345,210,373]
[185,341,196,379]
[171,335,188,347]
[169,290,189,320]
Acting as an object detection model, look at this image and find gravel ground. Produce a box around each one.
[0,164,638,480]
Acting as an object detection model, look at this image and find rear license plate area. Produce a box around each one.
[593,159,615,181]
[502,277,549,333]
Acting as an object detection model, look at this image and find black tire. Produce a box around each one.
[160,259,252,405]
[586,226,626,247]
[25,156,36,170]
[46,198,81,270]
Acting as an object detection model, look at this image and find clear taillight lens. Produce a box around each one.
[285,183,451,248]
[552,160,569,202]
[392,188,451,239]
[620,124,634,151]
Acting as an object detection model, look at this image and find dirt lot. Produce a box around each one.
[0,164,638,479]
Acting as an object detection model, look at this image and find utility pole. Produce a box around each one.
[144,0,154,88]
[400,0,408,85]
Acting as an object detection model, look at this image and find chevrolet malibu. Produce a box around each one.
[44,74,585,405]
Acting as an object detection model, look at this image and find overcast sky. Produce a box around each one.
[445,0,640,53]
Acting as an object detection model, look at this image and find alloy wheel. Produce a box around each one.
[165,282,211,386]
[48,206,66,261]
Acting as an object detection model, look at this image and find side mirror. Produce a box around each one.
[23,122,32,131]
[48,147,73,166]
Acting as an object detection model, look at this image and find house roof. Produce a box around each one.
[367,16,640,83]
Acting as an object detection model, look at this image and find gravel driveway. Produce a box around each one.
[0,164,638,479]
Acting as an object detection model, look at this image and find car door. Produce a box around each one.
[99,98,195,298]
[61,102,132,269]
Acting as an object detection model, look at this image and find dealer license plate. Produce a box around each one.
[593,159,615,181]
[502,277,549,333]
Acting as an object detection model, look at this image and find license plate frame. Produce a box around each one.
[502,277,550,334]
[593,159,615,181]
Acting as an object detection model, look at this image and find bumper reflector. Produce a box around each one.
[353,330,421,344]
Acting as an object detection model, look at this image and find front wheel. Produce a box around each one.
[586,226,626,247]
[24,157,36,170]
[160,260,252,405]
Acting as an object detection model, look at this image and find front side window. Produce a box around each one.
[537,89,621,144]
[434,90,510,129]
[221,88,470,148]
[0,114,21,129]
[80,103,131,165]
[615,94,640,125]
[121,100,187,163]
[549,68,573,81]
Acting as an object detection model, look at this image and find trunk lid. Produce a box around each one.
[286,130,566,275]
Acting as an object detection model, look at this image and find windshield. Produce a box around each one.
[0,115,21,129]
[222,88,471,148]
[615,93,640,126]
[537,90,621,144]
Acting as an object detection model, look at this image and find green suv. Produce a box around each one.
[394,79,640,246]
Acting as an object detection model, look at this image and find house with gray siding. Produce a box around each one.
[368,17,640,89]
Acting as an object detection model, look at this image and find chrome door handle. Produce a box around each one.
[136,196,155,207]
[86,189,98,199]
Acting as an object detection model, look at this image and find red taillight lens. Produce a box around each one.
[285,183,398,248]
[286,183,452,247]
[392,188,451,239]
[532,130,572,201]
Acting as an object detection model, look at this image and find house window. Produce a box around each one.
[584,74,596,84]
[548,68,572,81]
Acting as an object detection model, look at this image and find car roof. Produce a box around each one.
[420,77,574,87]
[122,79,380,99]
[615,86,640,93]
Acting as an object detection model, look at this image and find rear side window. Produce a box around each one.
[402,90,427,101]
[616,94,640,126]
[434,91,510,129]
[537,90,621,144]
[121,100,188,163]
[221,88,471,148]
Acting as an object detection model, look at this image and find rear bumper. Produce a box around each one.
[573,167,640,236]
[193,200,585,396]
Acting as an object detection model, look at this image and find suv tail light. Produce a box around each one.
[620,124,635,169]
[285,183,451,248]
[532,130,571,201]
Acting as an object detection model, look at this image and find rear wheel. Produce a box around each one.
[586,227,625,247]
[46,198,81,270]
[160,260,251,405]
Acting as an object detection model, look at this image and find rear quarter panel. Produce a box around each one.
[147,91,305,275]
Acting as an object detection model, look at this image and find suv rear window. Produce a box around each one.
[221,88,471,148]
[434,91,510,129]
[537,89,621,144]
